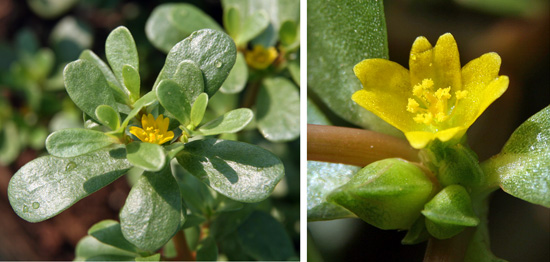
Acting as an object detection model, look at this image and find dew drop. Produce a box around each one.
[215,61,223,68]
[32,202,40,209]
[23,205,29,212]
[65,161,77,172]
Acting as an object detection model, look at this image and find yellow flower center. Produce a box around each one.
[245,45,278,70]
[129,114,174,145]
[406,79,468,126]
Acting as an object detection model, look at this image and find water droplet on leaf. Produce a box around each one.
[215,61,223,68]
[65,161,77,171]
[23,205,29,212]
[32,202,40,209]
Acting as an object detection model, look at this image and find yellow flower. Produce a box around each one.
[245,45,278,70]
[352,33,509,149]
[129,114,174,144]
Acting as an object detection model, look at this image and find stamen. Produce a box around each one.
[408,79,464,126]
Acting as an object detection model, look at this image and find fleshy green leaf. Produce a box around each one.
[210,205,254,239]
[176,139,284,202]
[307,98,331,125]
[27,0,78,19]
[79,50,127,103]
[0,121,20,165]
[120,166,182,251]
[45,128,117,158]
[8,147,131,222]
[220,52,248,94]
[64,59,118,122]
[136,254,161,261]
[196,236,218,261]
[190,93,209,129]
[198,108,253,136]
[105,26,138,91]
[74,236,137,261]
[307,0,400,136]
[223,6,241,40]
[119,91,157,131]
[122,64,140,102]
[237,211,295,261]
[88,220,139,253]
[256,77,300,142]
[154,29,236,97]
[238,10,270,45]
[146,3,223,53]
[307,161,357,221]
[95,105,120,131]
[172,164,215,215]
[156,79,194,125]
[484,106,550,207]
[279,20,299,47]
[126,142,166,172]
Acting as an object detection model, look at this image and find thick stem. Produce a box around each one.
[307,124,420,166]
[171,230,195,261]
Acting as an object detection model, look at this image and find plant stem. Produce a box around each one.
[171,230,195,261]
[307,124,420,166]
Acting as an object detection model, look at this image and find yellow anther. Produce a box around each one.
[408,79,466,126]
[407,98,420,113]
[435,87,451,100]
[455,90,468,100]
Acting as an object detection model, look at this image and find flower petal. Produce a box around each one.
[433,33,461,91]
[409,36,433,86]
[159,131,174,144]
[130,126,148,142]
[405,127,465,149]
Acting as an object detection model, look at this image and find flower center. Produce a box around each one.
[406,78,467,126]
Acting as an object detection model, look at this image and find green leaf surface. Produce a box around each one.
[307,97,331,125]
[96,105,120,131]
[172,164,215,215]
[122,64,140,102]
[74,236,137,261]
[146,3,223,53]
[135,254,161,261]
[484,106,550,207]
[8,147,131,222]
[46,128,116,158]
[88,220,139,253]
[223,6,241,40]
[27,0,78,19]
[307,161,357,221]
[196,236,218,261]
[210,205,254,239]
[237,211,295,261]
[176,139,284,202]
[238,10,270,45]
[190,93,209,129]
[280,20,299,47]
[220,52,248,94]
[120,166,182,251]
[156,79,194,125]
[119,91,157,130]
[154,29,236,97]
[0,121,20,165]
[307,0,400,136]
[198,108,253,136]
[64,59,118,122]
[105,26,138,90]
[126,142,166,172]
[256,77,300,142]
[288,59,300,86]
[79,50,127,102]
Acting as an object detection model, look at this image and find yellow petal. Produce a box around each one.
[405,127,466,149]
[409,36,433,86]
[160,116,170,132]
[129,126,148,142]
[159,131,175,144]
[432,33,461,90]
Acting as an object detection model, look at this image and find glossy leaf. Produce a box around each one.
[198,108,253,136]
[176,139,284,202]
[154,29,236,97]
[288,59,300,86]
[239,10,270,45]
[220,52,248,94]
[45,128,116,158]
[307,0,400,136]
[95,105,120,131]
[122,64,140,102]
[120,166,182,251]
[105,26,139,90]
[8,147,131,222]
[190,93,209,129]
[126,142,166,172]
[146,3,223,53]
[88,220,139,253]
[64,59,118,122]
[172,164,215,215]
[74,236,137,261]
[156,80,193,125]
[79,50,127,102]
[256,77,300,142]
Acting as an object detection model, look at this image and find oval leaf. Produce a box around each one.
[223,6,241,40]
[239,10,270,45]
[190,93,209,129]
[120,167,182,251]
[256,77,300,142]
[79,49,127,103]
[96,105,120,130]
[126,142,166,172]
[122,64,140,102]
[46,128,117,157]
[198,108,253,136]
[176,139,284,202]
[8,147,131,222]
[220,52,248,94]
[88,219,139,253]
[105,26,139,88]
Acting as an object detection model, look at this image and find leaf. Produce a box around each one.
[307,98,331,125]
[198,108,253,136]
[46,128,117,158]
[27,0,78,19]
[122,64,140,102]
[220,52,248,94]
[279,20,298,47]
[0,120,20,165]
[154,29,236,97]
[64,59,118,122]
[74,236,137,261]
[223,6,241,40]
[136,254,162,261]
[105,26,139,91]
[172,164,215,215]
[307,0,401,136]
[79,50,127,103]
[146,3,223,53]
[8,147,131,222]
[237,211,295,261]
[176,139,284,202]
[126,142,166,172]
[95,105,120,131]
[256,77,300,142]
[210,205,254,239]
[119,91,157,130]
[288,59,300,86]
[238,10,270,45]
[307,161,357,221]
[190,93,209,129]
[120,166,182,251]
[484,105,550,207]
[88,220,139,253]
[156,79,194,125]
[196,236,218,261]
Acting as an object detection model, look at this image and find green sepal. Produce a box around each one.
[401,216,430,245]
[122,64,140,102]
[422,185,480,239]
[105,26,138,91]
[126,142,166,172]
[197,108,253,136]
[327,158,434,230]
[190,93,209,129]
[45,128,117,158]
[95,105,120,131]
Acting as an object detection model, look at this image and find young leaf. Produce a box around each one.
[105,26,139,88]
[223,6,241,40]
[279,20,298,46]
[190,93,209,129]
[220,52,248,94]
[8,147,131,222]
[256,77,300,142]
[197,108,253,136]
[239,10,270,45]
[45,128,117,158]
[88,219,139,253]
[172,60,204,102]
[176,139,284,202]
[64,59,118,122]
[122,64,140,102]
[156,80,192,125]
[74,236,137,261]
[126,142,166,172]
[119,91,157,130]
[95,105,120,130]
[120,166,182,251]
[154,29,236,97]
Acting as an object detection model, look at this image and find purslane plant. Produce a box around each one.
[8,26,286,260]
